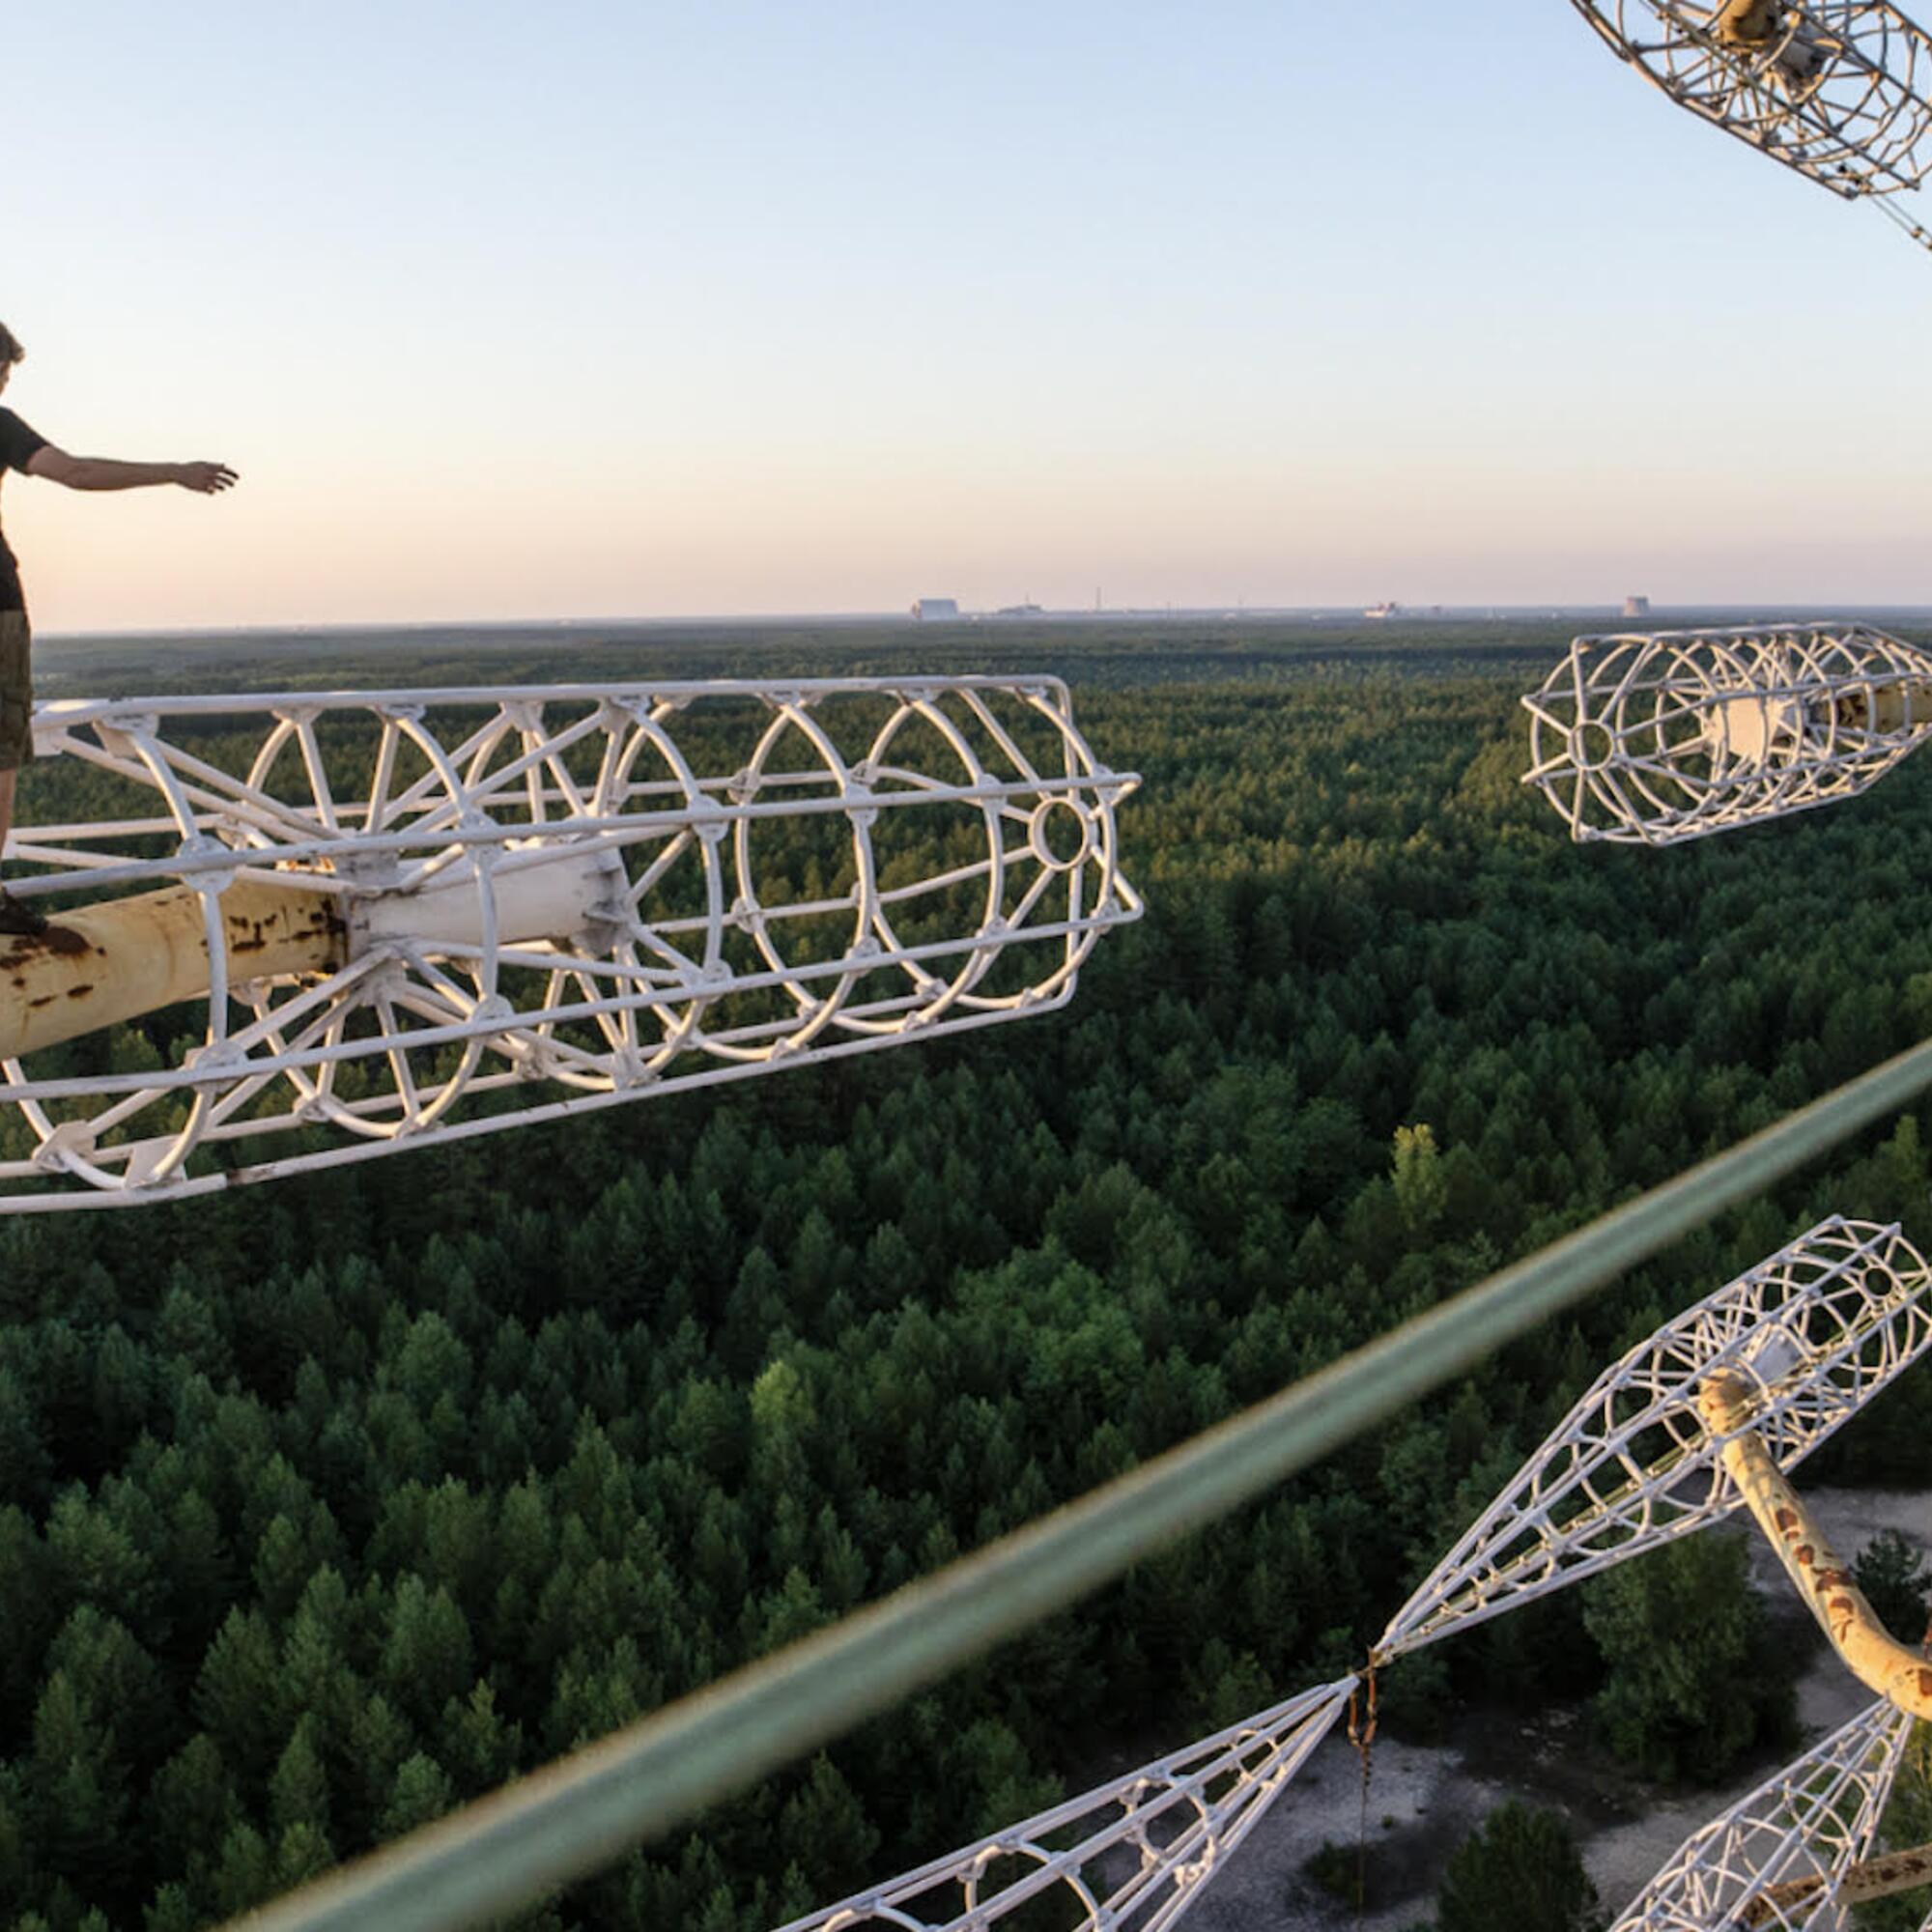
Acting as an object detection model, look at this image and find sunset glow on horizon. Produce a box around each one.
[10,2,1932,636]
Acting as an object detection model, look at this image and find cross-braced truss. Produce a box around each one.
[770,1678,1357,1932]
[1571,1,1932,214]
[1610,1693,1915,1929]
[1522,624,1932,845]
[0,679,1139,1209]
[1376,1217,1932,1662]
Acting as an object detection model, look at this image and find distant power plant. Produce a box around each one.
[1624,594,1652,618]
[912,598,961,621]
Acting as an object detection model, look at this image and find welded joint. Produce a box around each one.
[97,713,161,747]
[32,1120,99,1170]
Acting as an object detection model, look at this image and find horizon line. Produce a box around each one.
[38,600,1932,643]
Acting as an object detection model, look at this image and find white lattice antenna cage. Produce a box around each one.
[1570,1,1932,220]
[1610,1694,1917,1929]
[1522,624,1932,844]
[0,679,1140,1210]
[1376,1217,1932,1661]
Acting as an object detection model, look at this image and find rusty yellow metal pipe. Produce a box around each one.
[1743,1840,1932,1926]
[1715,0,1784,47]
[0,879,346,1061]
[1836,681,1932,734]
[1700,1372,1932,1720]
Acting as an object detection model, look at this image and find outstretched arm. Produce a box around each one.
[24,447,238,494]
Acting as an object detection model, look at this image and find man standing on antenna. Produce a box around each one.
[0,320,238,936]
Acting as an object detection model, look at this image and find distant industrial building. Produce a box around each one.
[912,598,961,621]
[1623,595,1652,618]
[1365,601,1401,621]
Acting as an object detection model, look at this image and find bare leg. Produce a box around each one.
[0,765,14,867]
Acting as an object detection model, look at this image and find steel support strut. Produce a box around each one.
[1699,1369,1932,1718]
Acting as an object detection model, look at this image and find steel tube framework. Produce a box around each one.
[1376,1216,1932,1662]
[0,678,1140,1209]
[1569,1,1932,217]
[1522,623,1932,845]
[771,1679,1359,1932]
[1610,1695,1918,1929]
[1744,1839,1932,1925]
[772,1217,1932,1932]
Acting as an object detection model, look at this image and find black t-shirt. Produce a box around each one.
[0,408,49,613]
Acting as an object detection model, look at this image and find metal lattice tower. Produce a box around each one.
[1522,623,1932,845]
[1570,1,1932,242]
[0,678,1139,1209]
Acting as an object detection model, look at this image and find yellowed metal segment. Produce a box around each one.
[1700,1372,1932,1720]
[1844,681,1932,733]
[1742,1839,1932,1926]
[1711,0,1828,85]
[0,879,344,1061]
[1714,0,1783,45]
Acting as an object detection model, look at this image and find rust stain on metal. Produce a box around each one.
[1746,1838,1932,1925]
[1,878,345,1061]
[1702,1370,1932,1723]
[4,923,90,961]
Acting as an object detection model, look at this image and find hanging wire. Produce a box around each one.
[1349,1665,1381,1922]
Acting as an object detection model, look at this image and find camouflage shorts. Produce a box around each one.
[0,610,31,771]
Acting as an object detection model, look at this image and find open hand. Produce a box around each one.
[175,463,240,495]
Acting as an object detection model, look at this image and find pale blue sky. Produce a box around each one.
[6,2,1929,629]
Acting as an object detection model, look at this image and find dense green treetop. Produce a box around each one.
[3,621,1931,1929]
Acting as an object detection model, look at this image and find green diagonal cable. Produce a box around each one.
[234,1030,1932,1932]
